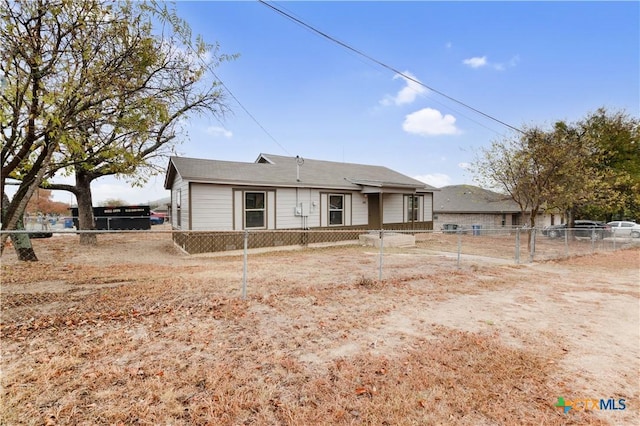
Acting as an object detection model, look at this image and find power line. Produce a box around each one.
[175,15,292,156]
[208,69,292,156]
[258,0,523,134]
[263,2,510,138]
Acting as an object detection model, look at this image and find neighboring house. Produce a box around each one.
[163,154,435,252]
[433,185,521,231]
[433,184,557,231]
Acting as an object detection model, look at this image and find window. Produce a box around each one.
[245,192,265,228]
[329,194,344,225]
[176,189,181,227]
[407,195,420,221]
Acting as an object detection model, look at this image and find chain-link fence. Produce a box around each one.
[21,214,168,232]
[2,226,638,302]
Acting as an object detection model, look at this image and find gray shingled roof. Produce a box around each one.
[433,185,520,213]
[164,153,435,192]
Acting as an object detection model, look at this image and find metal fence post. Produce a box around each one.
[564,227,569,257]
[515,228,520,264]
[613,230,616,251]
[378,230,384,281]
[529,228,536,262]
[242,230,248,300]
[591,227,595,253]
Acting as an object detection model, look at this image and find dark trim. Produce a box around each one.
[233,188,278,230]
[320,191,353,227]
[243,190,268,230]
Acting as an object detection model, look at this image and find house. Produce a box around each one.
[164,154,436,233]
[433,185,521,231]
[165,154,435,231]
[433,184,557,231]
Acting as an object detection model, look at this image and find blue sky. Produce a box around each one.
[52,0,640,204]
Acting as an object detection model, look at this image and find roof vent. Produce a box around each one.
[296,156,304,182]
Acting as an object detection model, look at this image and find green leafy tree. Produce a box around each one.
[575,108,640,221]
[1,0,89,259]
[46,1,232,245]
[536,120,609,226]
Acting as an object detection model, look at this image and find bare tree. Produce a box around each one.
[474,125,587,249]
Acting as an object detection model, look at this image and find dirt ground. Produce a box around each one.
[1,232,638,425]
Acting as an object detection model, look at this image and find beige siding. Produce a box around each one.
[276,188,303,229]
[423,193,433,221]
[191,184,233,230]
[403,196,409,222]
[233,190,243,230]
[267,191,276,229]
[344,194,352,226]
[276,188,322,229]
[352,193,368,226]
[320,193,328,227]
[308,189,321,228]
[383,194,403,224]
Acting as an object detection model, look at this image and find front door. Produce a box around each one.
[368,194,381,229]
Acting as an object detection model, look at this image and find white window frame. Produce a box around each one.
[244,191,266,229]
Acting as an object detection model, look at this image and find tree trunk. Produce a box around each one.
[567,208,576,240]
[1,193,38,261]
[75,170,98,246]
[527,208,539,253]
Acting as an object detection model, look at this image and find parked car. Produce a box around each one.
[542,223,567,239]
[150,211,166,225]
[542,220,611,239]
[607,221,640,238]
[574,220,611,239]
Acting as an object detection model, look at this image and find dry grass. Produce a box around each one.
[1,233,638,425]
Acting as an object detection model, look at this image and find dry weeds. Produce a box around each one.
[1,233,638,425]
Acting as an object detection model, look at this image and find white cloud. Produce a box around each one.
[402,108,460,136]
[380,71,427,106]
[458,162,471,170]
[463,56,487,68]
[463,55,519,71]
[206,126,233,138]
[413,173,452,188]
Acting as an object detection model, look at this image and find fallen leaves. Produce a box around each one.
[354,385,377,397]
[1,234,633,426]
